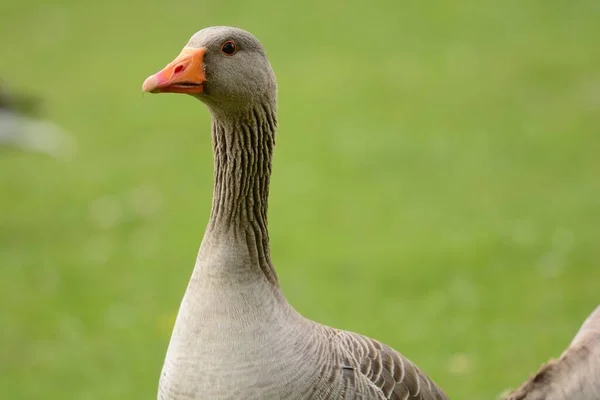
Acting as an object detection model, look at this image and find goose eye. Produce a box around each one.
[221,41,237,55]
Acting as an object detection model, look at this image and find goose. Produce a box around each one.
[505,305,600,400]
[143,26,448,400]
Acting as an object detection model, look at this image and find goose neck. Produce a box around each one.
[203,102,278,285]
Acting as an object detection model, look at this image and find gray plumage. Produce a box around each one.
[144,27,448,400]
[505,305,600,400]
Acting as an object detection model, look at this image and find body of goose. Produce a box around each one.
[143,26,447,400]
[505,305,600,400]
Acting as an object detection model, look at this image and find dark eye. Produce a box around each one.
[221,41,237,56]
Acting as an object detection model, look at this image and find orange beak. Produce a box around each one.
[142,47,206,94]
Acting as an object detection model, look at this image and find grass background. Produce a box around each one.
[1,0,599,398]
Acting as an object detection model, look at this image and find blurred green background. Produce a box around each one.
[1,0,599,398]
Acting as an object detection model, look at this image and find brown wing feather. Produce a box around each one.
[331,329,449,400]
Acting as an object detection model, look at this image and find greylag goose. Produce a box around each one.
[142,26,448,400]
[0,81,74,158]
[505,305,600,400]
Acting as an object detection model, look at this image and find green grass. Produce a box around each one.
[1,0,599,398]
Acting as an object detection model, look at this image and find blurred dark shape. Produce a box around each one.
[505,305,600,400]
[0,80,75,159]
[0,82,41,115]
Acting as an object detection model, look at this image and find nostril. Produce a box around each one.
[174,65,185,74]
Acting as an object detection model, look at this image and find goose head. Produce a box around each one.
[142,26,277,114]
